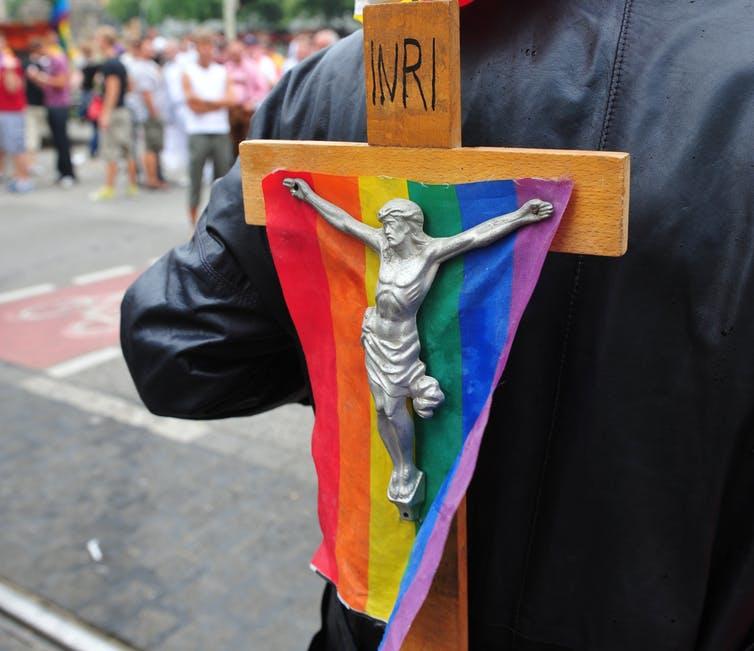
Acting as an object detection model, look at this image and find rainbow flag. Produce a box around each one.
[354,0,475,22]
[263,171,572,650]
[50,0,72,56]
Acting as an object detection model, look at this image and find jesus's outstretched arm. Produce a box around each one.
[432,198,554,263]
[283,178,381,251]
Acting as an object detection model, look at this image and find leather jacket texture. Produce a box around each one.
[121,1,754,649]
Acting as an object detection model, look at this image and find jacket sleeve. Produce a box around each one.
[120,80,313,420]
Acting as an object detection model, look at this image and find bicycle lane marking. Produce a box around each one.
[0,272,140,370]
[0,284,55,305]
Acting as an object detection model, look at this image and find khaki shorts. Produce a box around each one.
[143,117,164,153]
[25,105,46,152]
[100,108,132,162]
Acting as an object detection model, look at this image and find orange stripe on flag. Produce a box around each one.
[312,173,372,612]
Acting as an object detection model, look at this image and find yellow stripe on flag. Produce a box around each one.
[358,176,415,621]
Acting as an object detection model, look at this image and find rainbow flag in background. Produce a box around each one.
[263,171,572,650]
[354,0,476,22]
[50,0,72,55]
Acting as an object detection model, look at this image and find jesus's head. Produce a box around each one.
[377,199,426,249]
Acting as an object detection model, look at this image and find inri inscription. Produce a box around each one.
[370,37,437,111]
[362,0,461,148]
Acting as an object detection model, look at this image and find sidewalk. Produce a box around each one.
[0,150,324,650]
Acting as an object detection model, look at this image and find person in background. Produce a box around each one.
[120,38,142,178]
[283,33,313,74]
[130,37,167,190]
[312,29,339,53]
[78,41,101,158]
[225,39,269,157]
[244,34,279,87]
[257,32,285,74]
[0,33,32,193]
[26,33,75,187]
[22,39,46,176]
[160,39,189,185]
[91,26,138,201]
[182,29,234,224]
[176,36,197,67]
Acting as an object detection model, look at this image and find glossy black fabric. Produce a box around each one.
[121,1,754,649]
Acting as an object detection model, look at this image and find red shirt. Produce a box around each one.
[0,51,26,112]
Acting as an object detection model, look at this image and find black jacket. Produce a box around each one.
[121,1,754,649]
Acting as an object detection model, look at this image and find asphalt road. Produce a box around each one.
[0,147,322,650]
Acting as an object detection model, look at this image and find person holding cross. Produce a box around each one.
[284,176,553,518]
[122,1,754,650]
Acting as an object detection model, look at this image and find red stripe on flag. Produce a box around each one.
[264,170,340,583]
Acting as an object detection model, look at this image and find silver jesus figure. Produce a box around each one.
[283,178,553,521]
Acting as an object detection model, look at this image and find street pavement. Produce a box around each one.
[0,147,322,650]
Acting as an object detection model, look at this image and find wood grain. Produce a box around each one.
[403,498,468,651]
[363,0,461,148]
[240,140,630,256]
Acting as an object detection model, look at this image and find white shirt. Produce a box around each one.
[183,62,229,135]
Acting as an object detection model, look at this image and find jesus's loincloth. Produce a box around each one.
[361,307,444,418]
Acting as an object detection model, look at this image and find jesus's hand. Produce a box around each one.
[521,199,554,222]
[283,178,311,201]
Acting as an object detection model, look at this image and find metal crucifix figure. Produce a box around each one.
[284,177,554,520]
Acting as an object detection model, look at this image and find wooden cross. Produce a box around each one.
[240,1,629,648]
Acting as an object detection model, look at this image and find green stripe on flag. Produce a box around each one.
[408,182,464,523]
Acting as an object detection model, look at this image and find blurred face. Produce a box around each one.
[227,42,243,62]
[140,40,154,59]
[163,43,178,62]
[196,40,214,63]
[295,35,313,61]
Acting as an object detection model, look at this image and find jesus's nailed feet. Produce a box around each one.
[388,470,426,522]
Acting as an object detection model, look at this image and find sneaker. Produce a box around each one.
[58,176,76,189]
[126,183,139,198]
[90,186,115,201]
[8,178,34,194]
[72,151,87,166]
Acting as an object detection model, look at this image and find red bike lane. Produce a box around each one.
[0,272,139,370]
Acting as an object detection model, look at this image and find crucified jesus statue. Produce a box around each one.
[284,177,554,521]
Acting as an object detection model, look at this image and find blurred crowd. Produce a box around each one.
[0,26,341,222]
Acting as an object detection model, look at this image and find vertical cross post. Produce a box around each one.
[363,2,468,648]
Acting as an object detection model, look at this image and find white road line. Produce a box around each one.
[20,376,208,443]
[72,266,135,286]
[46,347,123,378]
[0,580,136,651]
[0,284,55,305]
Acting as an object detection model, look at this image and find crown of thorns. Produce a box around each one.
[377,199,425,227]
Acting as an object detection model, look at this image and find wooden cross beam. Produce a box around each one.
[240,1,629,649]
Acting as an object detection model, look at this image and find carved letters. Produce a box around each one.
[370,37,437,111]
[362,0,461,148]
